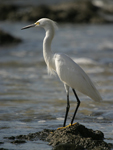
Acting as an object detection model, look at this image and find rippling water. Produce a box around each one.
[0,22,113,149]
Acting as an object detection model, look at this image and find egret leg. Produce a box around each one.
[63,94,70,127]
[71,89,80,125]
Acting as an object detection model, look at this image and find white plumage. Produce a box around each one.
[54,53,102,101]
[22,18,102,127]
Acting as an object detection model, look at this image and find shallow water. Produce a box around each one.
[0,22,113,149]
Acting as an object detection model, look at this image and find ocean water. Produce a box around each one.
[0,21,113,149]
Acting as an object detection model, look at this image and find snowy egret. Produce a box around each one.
[21,18,102,127]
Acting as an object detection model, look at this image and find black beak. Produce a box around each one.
[21,24,36,30]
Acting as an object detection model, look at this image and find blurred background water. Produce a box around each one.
[0,0,113,150]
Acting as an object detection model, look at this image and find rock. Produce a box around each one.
[46,123,111,150]
[0,142,4,144]
[0,4,18,20]
[0,29,22,46]
[0,1,112,23]
[8,136,15,140]
[11,140,26,144]
[53,144,84,150]
[47,123,104,145]
[5,123,112,150]
[23,5,52,22]
[21,1,108,23]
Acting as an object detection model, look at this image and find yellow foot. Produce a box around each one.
[57,122,77,130]
[71,122,77,126]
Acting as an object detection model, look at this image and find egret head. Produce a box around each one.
[21,18,57,31]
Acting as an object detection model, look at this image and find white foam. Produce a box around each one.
[43,75,53,79]
[89,104,96,107]
[73,57,96,65]
[38,120,46,123]
[86,67,104,73]
[56,117,64,121]
[99,41,113,50]
[97,117,104,120]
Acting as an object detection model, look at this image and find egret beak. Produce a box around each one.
[21,22,40,30]
[21,24,36,30]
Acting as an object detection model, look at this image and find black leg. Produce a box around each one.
[63,94,70,127]
[71,89,80,125]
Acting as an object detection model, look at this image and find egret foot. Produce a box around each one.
[71,122,77,126]
[57,122,77,130]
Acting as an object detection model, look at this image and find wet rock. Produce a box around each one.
[0,1,112,23]
[53,144,84,150]
[0,29,22,46]
[0,4,18,20]
[11,140,26,144]
[22,5,52,22]
[16,129,54,141]
[8,136,15,140]
[46,123,111,150]
[5,130,49,141]
[21,1,109,23]
[5,123,112,150]
[50,1,100,23]
[0,142,4,144]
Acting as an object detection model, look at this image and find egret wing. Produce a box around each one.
[54,53,102,101]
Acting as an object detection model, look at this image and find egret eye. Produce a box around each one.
[35,22,40,25]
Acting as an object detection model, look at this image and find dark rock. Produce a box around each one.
[46,123,111,150]
[8,136,15,140]
[0,142,4,144]
[23,1,108,24]
[0,4,18,20]
[0,1,112,23]
[25,5,52,22]
[0,148,8,150]
[0,29,22,46]
[5,123,112,150]
[11,140,26,144]
[53,143,84,150]
[15,129,54,141]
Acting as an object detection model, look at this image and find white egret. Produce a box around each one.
[21,18,102,128]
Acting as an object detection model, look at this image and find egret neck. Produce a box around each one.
[43,25,56,74]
